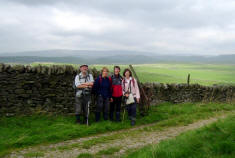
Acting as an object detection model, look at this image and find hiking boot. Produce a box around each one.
[76,119,81,124]
[131,120,136,126]
[116,119,121,122]
[110,113,114,121]
[104,112,108,121]
[75,114,81,124]
[96,112,101,122]
[116,112,121,122]
[82,117,89,125]
[83,119,90,126]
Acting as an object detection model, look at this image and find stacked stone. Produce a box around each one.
[142,82,235,105]
[0,64,80,116]
[0,63,234,116]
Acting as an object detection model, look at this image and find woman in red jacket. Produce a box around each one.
[110,66,123,122]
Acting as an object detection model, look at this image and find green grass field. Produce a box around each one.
[31,63,235,86]
[0,102,234,157]
[124,114,235,158]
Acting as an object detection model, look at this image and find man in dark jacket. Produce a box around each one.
[110,66,123,122]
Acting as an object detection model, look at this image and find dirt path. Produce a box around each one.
[7,113,232,158]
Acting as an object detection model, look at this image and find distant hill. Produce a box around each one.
[0,49,155,58]
[0,50,235,64]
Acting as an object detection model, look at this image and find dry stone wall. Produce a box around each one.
[0,63,234,116]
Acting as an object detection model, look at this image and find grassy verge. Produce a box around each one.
[124,114,235,158]
[0,102,234,157]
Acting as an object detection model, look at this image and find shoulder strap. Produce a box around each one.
[85,73,91,82]
[87,73,91,80]
[99,76,112,84]
[123,78,126,92]
[99,75,102,84]
[109,76,112,85]
[109,76,112,91]
[133,78,136,88]
[109,76,112,90]
[127,80,132,93]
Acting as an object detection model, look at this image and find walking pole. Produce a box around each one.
[87,100,90,126]
[122,107,126,123]
[122,98,127,123]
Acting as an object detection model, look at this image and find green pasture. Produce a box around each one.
[31,62,235,86]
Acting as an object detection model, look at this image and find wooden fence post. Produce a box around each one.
[187,73,190,86]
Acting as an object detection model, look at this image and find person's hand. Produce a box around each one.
[136,98,140,103]
[77,84,86,89]
[88,85,92,88]
[87,82,93,86]
[84,83,89,86]
[80,83,88,88]
[110,98,113,102]
[83,85,88,88]
[125,93,129,98]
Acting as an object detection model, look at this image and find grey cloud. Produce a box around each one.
[0,0,235,55]
[6,0,234,29]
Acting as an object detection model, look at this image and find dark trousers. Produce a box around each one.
[110,96,122,121]
[75,95,90,119]
[126,98,137,121]
[96,95,110,121]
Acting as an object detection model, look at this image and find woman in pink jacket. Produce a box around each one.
[122,68,140,126]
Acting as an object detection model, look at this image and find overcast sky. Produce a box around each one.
[0,0,235,55]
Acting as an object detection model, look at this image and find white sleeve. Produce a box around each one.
[135,79,140,99]
[89,74,94,82]
[75,75,81,87]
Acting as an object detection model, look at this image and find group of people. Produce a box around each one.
[74,64,140,126]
